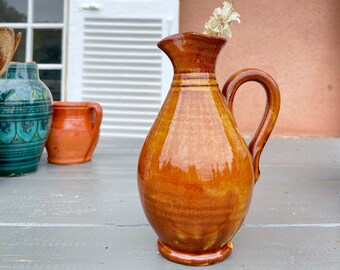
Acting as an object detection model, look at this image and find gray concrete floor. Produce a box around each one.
[0,138,339,269]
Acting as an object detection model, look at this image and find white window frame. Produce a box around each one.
[67,0,178,102]
[66,0,179,137]
[0,0,68,100]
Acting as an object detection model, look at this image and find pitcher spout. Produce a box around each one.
[157,32,227,73]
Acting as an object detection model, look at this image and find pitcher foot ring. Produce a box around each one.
[157,240,233,266]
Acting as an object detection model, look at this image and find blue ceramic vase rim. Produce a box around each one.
[2,62,39,80]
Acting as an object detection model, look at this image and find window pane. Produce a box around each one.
[40,70,61,101]
[34,0,64,23]
[33,29,62,63]
[0,0,27,22]
[12,29,26,62]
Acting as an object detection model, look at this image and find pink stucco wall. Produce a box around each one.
[180,0,340,137]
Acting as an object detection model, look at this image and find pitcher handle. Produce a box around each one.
[222,68,280,182]
[85,102,103,160]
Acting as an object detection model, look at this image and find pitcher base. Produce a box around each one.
[157,240,233,266]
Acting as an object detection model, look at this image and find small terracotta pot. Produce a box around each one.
[46,102,103,165]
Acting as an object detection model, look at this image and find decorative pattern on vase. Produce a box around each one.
[0,63,53,176]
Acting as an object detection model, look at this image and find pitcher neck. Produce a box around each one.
[158,32,227,74]
[171,72,218,88]
[2,62,39,80]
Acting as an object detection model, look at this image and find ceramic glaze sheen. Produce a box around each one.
[138,32,280,266]
[45,102,102,165]
[0,63,53,176]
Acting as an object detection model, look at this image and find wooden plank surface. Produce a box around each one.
[0,138,339,269]
[0,226,338,270]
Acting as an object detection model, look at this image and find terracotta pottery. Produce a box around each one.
[137,32,280,266]
[0,62,53,176]
[45,102,103,165]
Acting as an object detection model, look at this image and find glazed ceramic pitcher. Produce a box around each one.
[137,32,280,266]
[45,102,102,165]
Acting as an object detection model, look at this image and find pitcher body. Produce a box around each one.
[45,102,102,165]
[138,32,280,266]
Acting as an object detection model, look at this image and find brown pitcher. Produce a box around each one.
[46,102,103,165]
[137,32,280,266]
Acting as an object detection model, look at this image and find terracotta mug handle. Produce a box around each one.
[85,102,103,160]
[222,68,281,183]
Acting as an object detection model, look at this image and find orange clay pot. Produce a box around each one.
[45,102,103,165]
[137,32,281,266]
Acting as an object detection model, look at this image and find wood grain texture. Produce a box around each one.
[0,27,15,77]
[0,226,338,270]
[0,138,339,269]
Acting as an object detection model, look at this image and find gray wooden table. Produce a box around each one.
[0,138,339,269]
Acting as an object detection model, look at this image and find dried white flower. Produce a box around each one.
[203,1,240,38]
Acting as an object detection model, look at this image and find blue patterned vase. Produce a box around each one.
[0,63,53,176]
